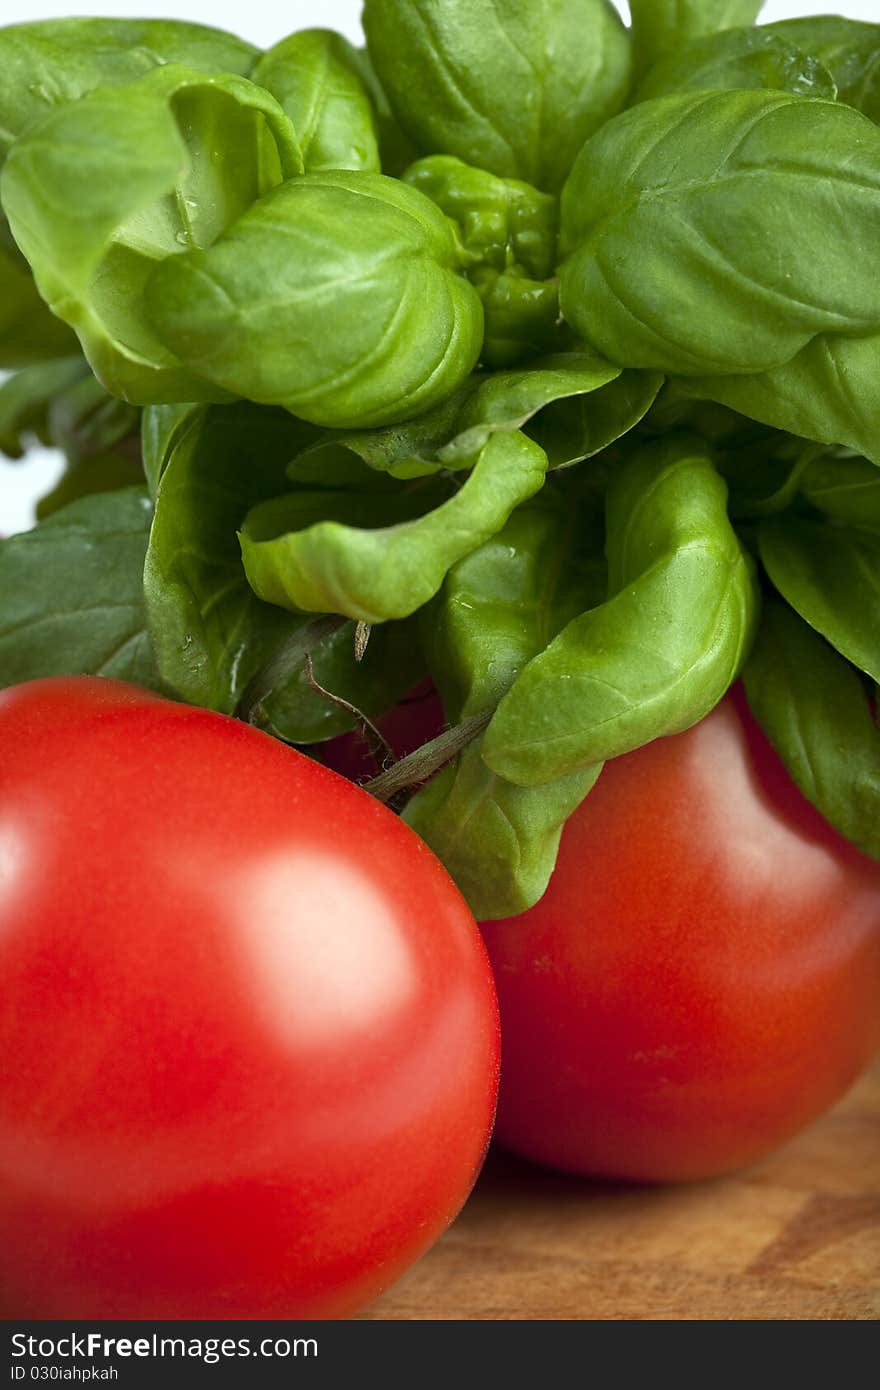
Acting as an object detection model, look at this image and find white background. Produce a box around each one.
[1,0,877,532]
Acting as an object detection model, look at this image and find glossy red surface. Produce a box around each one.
[482,690,880,1182]
[0,677,499,1318]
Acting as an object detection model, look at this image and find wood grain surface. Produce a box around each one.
[362,1061,880,1320]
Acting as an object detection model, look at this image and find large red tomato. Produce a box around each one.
[481,689,880,1183]
[0,677,499,1318]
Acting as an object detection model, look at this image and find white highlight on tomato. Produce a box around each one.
[233,847,416,1049]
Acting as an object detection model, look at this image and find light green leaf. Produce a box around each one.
[678,332,880,466]
[1,64,302,404]
[362,0,631,192]
[483,434,759,785]
[560,90,880,376]
[0,487,158,689]
[142,401,422,741]
[251,29,380,173]
[240,429,549,623]
[0,16,257,162]
[404,492,605,917]
[146,170,483,428]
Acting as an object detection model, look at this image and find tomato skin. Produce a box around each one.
[481,690,880,1183]
[0,677,499,1319]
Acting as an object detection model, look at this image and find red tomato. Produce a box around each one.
[481,689,880,1183]
[0,677,499,1318]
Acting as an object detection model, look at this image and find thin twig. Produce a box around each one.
[303,652,394,767]
[364,709,492,804]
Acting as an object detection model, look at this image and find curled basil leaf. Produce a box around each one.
[632,26,837,104]
[146,171,484,428]
[680,332,880,466]
[743,598,880,862]
[142,401,422,741]
[482,435,758,785]
[0,487,158,689]
[0,16,257,162]
[630,1,765,81]
[759,514,880,685]
[251,29,380,173]
[240,430,549,624]
[362,0,631,193]
[763,16,880,122]
[1,65,303,405]
[299,351,658,481]
[404,490,605,917]
[560,90,880,376]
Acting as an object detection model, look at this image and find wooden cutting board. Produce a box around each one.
[362,1061,880,1320]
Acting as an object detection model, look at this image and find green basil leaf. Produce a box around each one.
[743,598,880,862]
[630,1,765,81]
[0,487,158,689]
[762,16,880,121]
[799,453,880,528]
[560,90,880,376]
[759,514,880,684]
[0,16,257,161]
[336,43,418,176]
[141,403,199,501]
[362,0,631,193]
[632,26,837,104]
[240,430,549,623]
[680,332,880,465]
[146,170,483,429]
[482,434,759,785]
[525,369,664,468]
[0,357,87,459]
[404,491,605,917]
[405,748,598,919]
[251,29,380,173]
[0,223,78,367]
[1,65,303,405]
[300,351,648,481]
[142,401,422,741]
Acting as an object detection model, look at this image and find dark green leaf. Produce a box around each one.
[743,598,880,861]
[0,487,158,689]
[759,514,880,683]
[142,401,422,742]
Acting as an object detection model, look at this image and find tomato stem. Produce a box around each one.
[364,709,492,805]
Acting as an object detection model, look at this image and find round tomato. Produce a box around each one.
[481,689,880,1183]
[0,677,499,1318]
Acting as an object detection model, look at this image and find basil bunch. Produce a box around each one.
[2,5,879,919]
